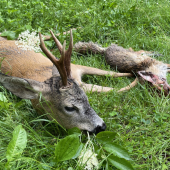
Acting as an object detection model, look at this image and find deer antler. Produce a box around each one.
[49,30,63,54]
[65,30,73,78]
[50,30,73,78]
[39,31,68,86]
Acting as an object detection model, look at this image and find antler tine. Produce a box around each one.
[65,29,73,78]
[50,30,63,54]
[39,32,68,86]
[39,32,58,65]
[67,29,73,53]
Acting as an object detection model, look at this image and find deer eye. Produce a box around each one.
[65,106,76,112]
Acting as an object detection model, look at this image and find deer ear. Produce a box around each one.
[0,73,44,99]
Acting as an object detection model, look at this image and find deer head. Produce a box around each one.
[0,30,106,134]
[138,64,170,96]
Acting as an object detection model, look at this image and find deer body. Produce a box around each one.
[105,44,166,76]
[74,42,170,95]
[0,33,107,133]
[0,31,133,133]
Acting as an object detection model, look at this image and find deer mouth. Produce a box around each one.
[138,71,170,96]
[83,123,106,135]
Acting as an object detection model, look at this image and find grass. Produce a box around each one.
[1,0,170,169]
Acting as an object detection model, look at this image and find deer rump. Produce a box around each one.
[74,42,170,96]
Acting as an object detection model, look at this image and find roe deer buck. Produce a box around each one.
[0,30,132,133]
[74,42,170,96]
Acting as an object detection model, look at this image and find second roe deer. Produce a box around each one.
[0,30,132,133]
[74,42,170,96]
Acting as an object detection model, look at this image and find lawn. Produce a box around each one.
[0,0,170,169]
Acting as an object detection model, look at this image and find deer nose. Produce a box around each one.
[95,122,106,134]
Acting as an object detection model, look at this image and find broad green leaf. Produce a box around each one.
[44,41,53,47]
[1,31,10,37]
[68,127,81,136]
[55,134,81,162]
[0,101,12,109]
[1,31,16,40]
[103,142,131,160]
[72,143,84,159]
[0,92,8,102]
[68,168,74,170]
[38,27,42,32]
[6,125,27,162]
[0,91,12,108]
[0,17,4,23]
[15,25,32,38]
[14,100,25,108]
[162,163,168,170]
[108,155,134,170]
[7,32,17,40]
[109,111,118,117]
[25,25,32,31]
[96,131,116,144]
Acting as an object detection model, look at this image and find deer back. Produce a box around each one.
[0,37,53,82]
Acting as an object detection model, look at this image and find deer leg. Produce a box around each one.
[71,64,135,92]
[79,65,133,77]
[117,78,138,93]
[71,64,134,93]
[81,83,114,92]
[81,78,138,93]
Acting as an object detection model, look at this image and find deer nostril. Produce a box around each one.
[101,122,107,131]
[95,122,106,134]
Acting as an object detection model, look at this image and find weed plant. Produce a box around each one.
[0,0,170,169]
